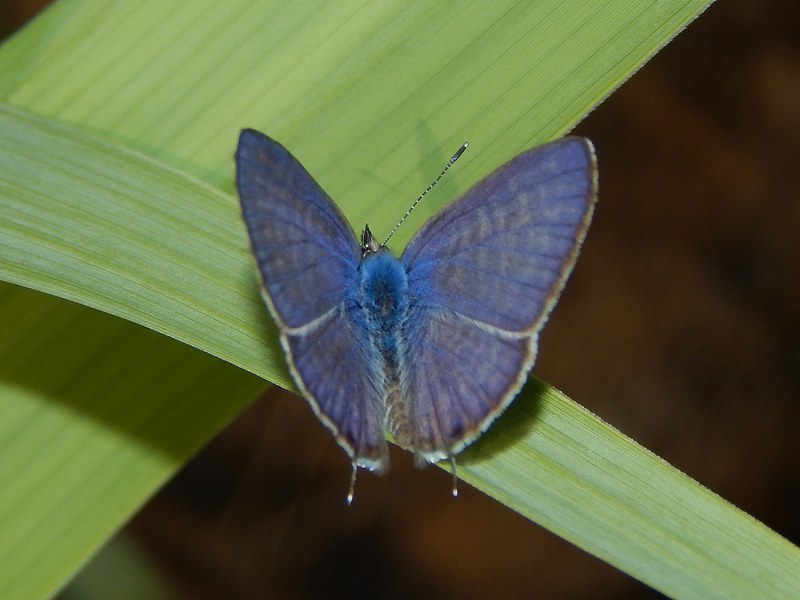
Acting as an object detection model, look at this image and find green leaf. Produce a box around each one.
[3,1,798,599]
[0,105,286,385]
[0,103,281,596]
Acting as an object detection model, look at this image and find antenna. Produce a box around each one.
[381,142,469,248]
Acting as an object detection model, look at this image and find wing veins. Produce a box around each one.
[263,253,348,285]
[406,162,591,258]
[430,214,587,259]
[413,299,540,336]
[254,214,350,249]
[433,257,560,291]
[419,334,499,429]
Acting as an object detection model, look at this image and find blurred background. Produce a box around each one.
[4,1,799,598]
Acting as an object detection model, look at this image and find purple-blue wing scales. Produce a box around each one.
[283,305,389,471]
[236,129,361,328]
[395,137,597,462]
[236,129,388,471]
[391,310,536,461]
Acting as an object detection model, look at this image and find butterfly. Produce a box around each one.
[235,129,597,502]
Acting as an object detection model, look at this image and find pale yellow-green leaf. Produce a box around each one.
[0,105,286,385]
[2,1,712,247]
[3,1,798,600]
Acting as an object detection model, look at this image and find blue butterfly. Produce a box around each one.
[236,129,597,501]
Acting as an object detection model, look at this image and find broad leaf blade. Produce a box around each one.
[5,2,797,600]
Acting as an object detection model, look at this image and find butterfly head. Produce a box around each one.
[361,224,382,258]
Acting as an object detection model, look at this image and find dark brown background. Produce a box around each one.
[5,1,799,598]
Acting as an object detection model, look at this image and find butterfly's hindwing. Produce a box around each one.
[283,306,389,471]
[392,309,536,461]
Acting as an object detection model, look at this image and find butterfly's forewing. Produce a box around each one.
[397,138,597,462]
[236,129,361,328]
[236,130,389,472]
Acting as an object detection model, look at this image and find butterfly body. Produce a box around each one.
[236,129,597,487]
[356,248,408,357]
[354,248,409,459]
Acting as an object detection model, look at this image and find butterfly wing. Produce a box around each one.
[395,137,597,463]
[236,129,388,472]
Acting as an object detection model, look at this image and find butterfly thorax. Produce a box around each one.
[356,249,406,369]
[357,249,408,345]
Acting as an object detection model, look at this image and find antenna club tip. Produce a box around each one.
[451,143,469,163]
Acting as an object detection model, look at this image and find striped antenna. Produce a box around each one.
[381,142,469,248]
